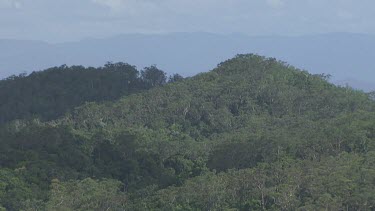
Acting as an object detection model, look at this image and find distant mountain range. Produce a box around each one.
[1,32,374,91]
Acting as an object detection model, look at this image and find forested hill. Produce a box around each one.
[0,63,182,124]
[1,54,375,210]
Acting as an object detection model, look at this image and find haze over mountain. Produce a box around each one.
[2,0,375,209]
[1,32,374,91]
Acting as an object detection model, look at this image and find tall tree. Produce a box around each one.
[141,65,167,87]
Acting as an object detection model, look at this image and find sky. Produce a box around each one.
[1,0,375,42]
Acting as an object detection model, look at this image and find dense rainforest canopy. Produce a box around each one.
[0,54,374,210]
[0,62,178,124]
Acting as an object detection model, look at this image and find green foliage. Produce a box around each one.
[0,54,374,210]
[0,169,32,210]
[46,178,126,211]
[168,73,184,83]
[0,63,176,124]
[131,154,375,210]
[141,65,167,88]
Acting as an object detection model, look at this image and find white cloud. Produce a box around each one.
[337,9,354,20]
[92,0,125,10]
[0,0,12,8]
[266,0,284,8]
[91,0,160,16]
[0,0,22,9]
[91,0,230,14]
[1,0,375,42]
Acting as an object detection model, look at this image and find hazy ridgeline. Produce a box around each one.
[1,33,375,91]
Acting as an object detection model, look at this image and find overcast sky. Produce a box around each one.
[1,0,375,42]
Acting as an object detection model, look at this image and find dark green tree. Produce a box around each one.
[141,65,167,87]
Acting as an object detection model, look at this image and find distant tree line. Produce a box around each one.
[0,62,183,124]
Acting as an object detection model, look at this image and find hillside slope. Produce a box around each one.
[0,55,374,210]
